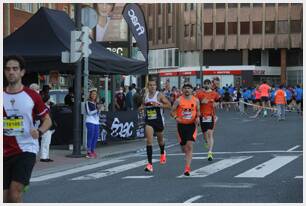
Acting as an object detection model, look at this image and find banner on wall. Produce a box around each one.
[99,111,145,140]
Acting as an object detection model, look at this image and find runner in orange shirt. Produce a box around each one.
[171,82,200,176]
[274,84,287,121]
[196,79,220,161]
[259,80,271,117]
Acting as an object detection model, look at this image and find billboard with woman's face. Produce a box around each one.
[95,3,128,42]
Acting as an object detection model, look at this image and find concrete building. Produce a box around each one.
[141,3,303,88]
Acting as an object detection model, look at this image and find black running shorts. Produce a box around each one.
[177,123,197,146]
[4,152,36,189]
[145,121,164,133]
[200,116,215,133]
[261,96,269,102]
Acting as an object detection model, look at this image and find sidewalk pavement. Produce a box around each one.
[32,138,148,178]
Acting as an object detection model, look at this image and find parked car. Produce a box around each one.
[49,89,68,105]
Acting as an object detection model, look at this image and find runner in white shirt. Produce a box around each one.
[3,56,52,203]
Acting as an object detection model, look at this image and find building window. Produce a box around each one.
[191,24,195,37]
[167,26,172,39]
[14,3,34,13]
[157,4,162,15]
[248,50,262,66]
[228,4,237,8]
[240,22,250,34]
[228,22,237,34]
[278,3,288,7]
[216,22,225,35]
[204,4,213,9]
[149,28,153,41]
[266,3,275,7]
[190,3,195,10]
[241,3,250,7]
[253,3,262,7]
[184,4,189,11]
[158,27,162,40]
[216,4,225,8]
[252,21,262,34]
[184,25,189,37]
[291,20,301,33]
[167,3,173,13]
[278,20,289,34]
[265,21,275,33]
[204,23,213,35]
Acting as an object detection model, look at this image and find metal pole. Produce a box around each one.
[105,75,109,111]
[111,75,116,112]
[199,4,204,88]
[68,3,84,157]
[82,56,89,150]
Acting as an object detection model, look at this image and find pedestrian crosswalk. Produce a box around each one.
[31,154,302,183]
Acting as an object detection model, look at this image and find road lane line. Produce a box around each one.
[235,155,299,178]
[295,176,303,179]
[184,195,203,203]
[30,159,124,182]
[145,150,302,157]
[178,156,252,178]
[122,176,153,179]
[71,159,158,180]
[287,145,300,152]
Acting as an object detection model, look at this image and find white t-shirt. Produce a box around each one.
[4,87,48,157]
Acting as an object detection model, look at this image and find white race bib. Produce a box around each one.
[202,116,212,123]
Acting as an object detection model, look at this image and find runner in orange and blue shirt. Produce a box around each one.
[171,82,200,176]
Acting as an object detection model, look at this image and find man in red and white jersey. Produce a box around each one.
[3,55,52,203]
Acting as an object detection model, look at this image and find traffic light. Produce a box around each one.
[81,26,92,58]
[70,30,83,63]
[69,26,92,63]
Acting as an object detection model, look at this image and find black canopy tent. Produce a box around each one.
[3,7,148,75]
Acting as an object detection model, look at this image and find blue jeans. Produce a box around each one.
[86,123,99,152]
[277,104,286,120]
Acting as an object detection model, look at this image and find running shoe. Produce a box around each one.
[184,165,191,176]
[92,151,97,158]
[86,152,93,159]
[144,163,153,172]
[160,151,167,164]
[23,185,29,193]
[263,110,268,117]
[207,152,213,161]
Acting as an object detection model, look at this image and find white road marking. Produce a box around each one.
[192,157,223,160]
[287,145,300,152]
[71,159,158,180]
[30,159,124,182]
[235,155,299,178]
[295,176,303,179]
[184,195,203,203]
[122,176,153,179]
[146,150,302,157]
[178,156,252,178]
[202,182,255,188]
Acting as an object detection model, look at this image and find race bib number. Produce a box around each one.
[202,116,212,123]
[3,116,24,136]
[182,109,192,120]
[146,109,157,120]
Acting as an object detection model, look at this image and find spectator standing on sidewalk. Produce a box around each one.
[125,86,134,111]
[115,86,126,111]
[40,94,56,162]
[274,84,287,121]
[85,88,100,158]
[4,55,52,202]
[64,87,74,107]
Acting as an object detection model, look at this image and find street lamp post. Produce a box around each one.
[198,4,204,88]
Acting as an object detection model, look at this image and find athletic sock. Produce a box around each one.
[159,144,165,154]
[146,145,153,164]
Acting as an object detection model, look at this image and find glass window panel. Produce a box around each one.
[240,22,250,34]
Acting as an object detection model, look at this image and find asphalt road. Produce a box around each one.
[24,110,303,203]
